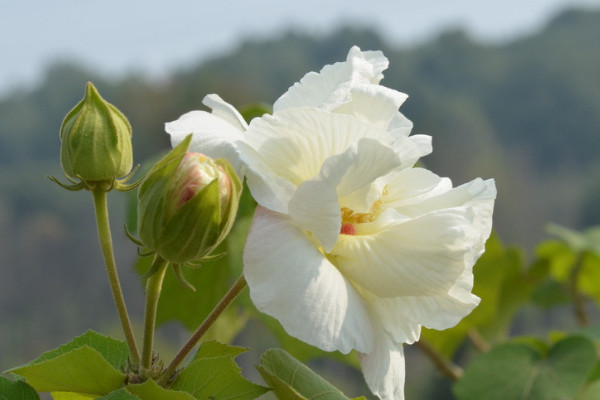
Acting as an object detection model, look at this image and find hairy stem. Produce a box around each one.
[92,187,140,365]
[159,275,247,386]
[141,256,169,374]
[415,339,463,381]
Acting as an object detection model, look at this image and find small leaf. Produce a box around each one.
[126,380,195,400]
[194,341,248,360]
[171,344,269,400]
[454,335,597,400]
[26,330,130,370]
[258,348,359,400]
[0,376,39,400]
[9,346,125,396]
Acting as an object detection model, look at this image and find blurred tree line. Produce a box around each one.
[1,5,599,386]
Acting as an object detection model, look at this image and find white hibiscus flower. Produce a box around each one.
[165,46,496,400]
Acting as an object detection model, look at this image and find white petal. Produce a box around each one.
[359,332,406,400]
[364,267,479,343]
[202,94,248,131]
[387,111,413,137]
[334,84,409,131]
[273,46,389,112]
[391,134,432,168]
[240,108,394,211]
[380,168,453,215]
[332,207,478,297]
[244,207,376,354]
[389,269,480,332]
[289,138,402,252]
[165,108,245,176]
[388,176,496,263]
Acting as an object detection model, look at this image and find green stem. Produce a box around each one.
[159,275,247,386]
[141,256,169,373]
[92,188,140,365]
[569,252,589,327]
[415,339,463,381]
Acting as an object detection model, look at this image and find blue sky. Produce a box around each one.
[1,0,599,95]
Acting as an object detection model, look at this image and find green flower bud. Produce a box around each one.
[60,82,133,186]
[137,135,241,265]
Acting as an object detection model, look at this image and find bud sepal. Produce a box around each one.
[51,82,139,192]
[136,134,241,274]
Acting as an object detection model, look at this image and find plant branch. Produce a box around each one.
[92,187,140,365]
[141,255,169,374]
[159,274,247,386]
[569,253,589,327]
[415,339,463,381]
[467,328,490,353]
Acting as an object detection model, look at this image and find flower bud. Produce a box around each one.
[60,82,133,185]
[137,135,241,265]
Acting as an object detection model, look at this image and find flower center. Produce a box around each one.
[339,197,385,235]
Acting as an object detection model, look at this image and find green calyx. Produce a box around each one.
[136,135,242,270]
[56,82,136,191]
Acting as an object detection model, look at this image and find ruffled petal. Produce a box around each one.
[240,108,394,212]
[273,46,389,112]
[380,168,453,215]
[386,176,496,263]
[244,206,376,354]
[359,332,406,400]
[289,138,402,252]
[164,96,246,176]
[387,269,480,332]
[334,84,409,131]
[202,94,248,131]
[332,207,478,298]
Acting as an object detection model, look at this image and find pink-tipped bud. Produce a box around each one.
[137,136,241,265]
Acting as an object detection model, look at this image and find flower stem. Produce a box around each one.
[569,253,589,327]
[467,328,490,353]
[92,187,140,365]
[141,256,169,374]
[415,339,463,381]
[159,275,247,386]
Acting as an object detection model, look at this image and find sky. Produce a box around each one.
[1,0,599,96]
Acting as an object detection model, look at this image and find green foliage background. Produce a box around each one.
[2,6,600,399]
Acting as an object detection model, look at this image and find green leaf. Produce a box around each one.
[578,377,600,400]
[0,376,39,400]
[171,344,269,400]
[126,380,195,400]
[194,341,248,360]
[547,224,600,256]
[51,393,96,400]
[454,335,598,400]
[532,278,572,308]
[97,389,140,400]
[26,330,130,370]
[258,348,359,400]
[9,346,125,396]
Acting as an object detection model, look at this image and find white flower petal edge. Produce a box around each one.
[359,332,406,400]
[244,206,376,354]
[273,46,411,134]
[164,94,247,175]
[273,46,389,112]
